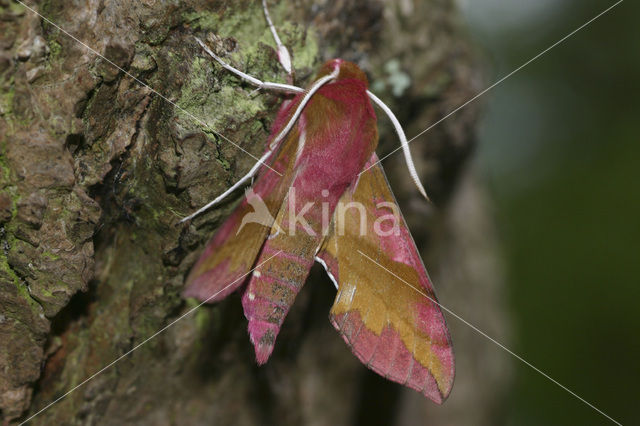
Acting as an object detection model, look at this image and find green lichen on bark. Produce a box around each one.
[0,0,502,424]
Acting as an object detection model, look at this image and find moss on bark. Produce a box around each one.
[0,1,508,424]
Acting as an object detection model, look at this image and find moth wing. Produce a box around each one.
[240,79,379,364]
[182,118,301,302]
[317,153,454,403]
[182,182,278,302]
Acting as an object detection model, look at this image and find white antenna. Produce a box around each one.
[182,46,339,222]
[262,0,292,75]
[366,90,429,200]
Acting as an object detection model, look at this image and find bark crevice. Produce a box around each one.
[0,1,508,424]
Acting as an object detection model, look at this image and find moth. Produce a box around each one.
[182,1,454,403]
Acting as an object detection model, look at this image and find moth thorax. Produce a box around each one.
[317,59,369,86]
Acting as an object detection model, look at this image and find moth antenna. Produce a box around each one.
[262,0,292,76]
[194,37,302,94]
[182,37,310,224]
[182,65,338,224]
[366,90,430,201]
[178,149,275,224]
[269,67,340,149]
[178,64,338,224]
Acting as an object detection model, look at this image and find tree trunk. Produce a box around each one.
[0,0,509,424]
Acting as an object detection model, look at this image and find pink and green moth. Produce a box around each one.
[181,1,454,404]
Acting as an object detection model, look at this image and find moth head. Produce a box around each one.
[316,59,369,87]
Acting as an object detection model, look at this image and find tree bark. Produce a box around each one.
[0,0,509,424]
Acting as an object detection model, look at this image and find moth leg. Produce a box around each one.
[195,37,303,94]
[314,256,339,290]
[261,0,293,77]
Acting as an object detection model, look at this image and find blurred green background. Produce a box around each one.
[458,0,638,424]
